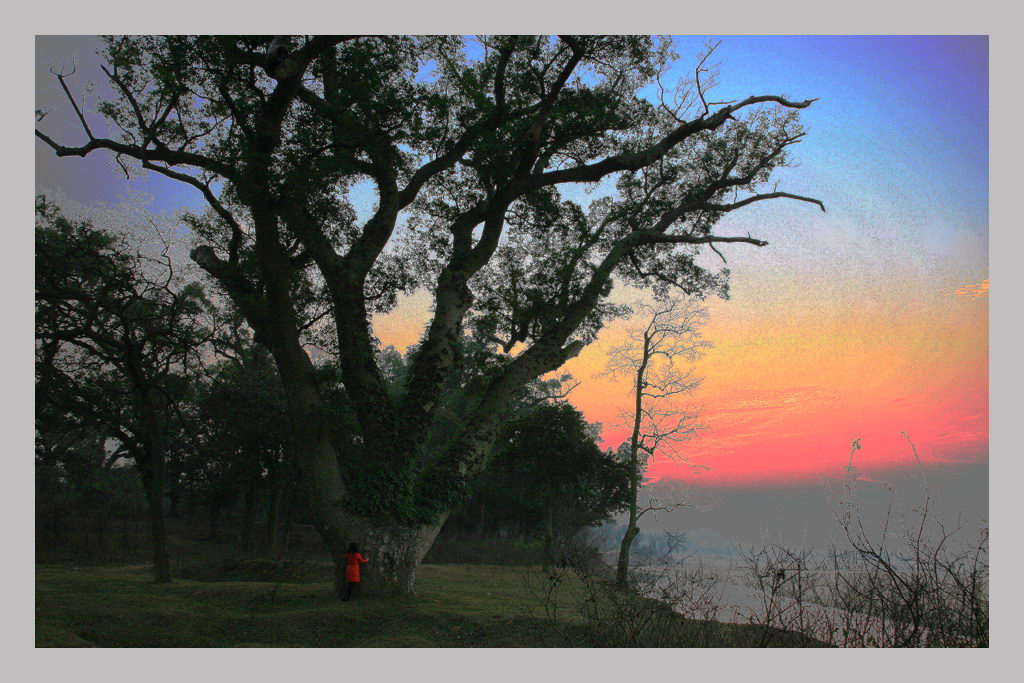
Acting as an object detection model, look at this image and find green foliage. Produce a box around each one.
[186,339,291,504]
[36,196,213,580]
[448,402,631,541]
[72,34,813,361]
[35,196,210,459]
[331,336,590,525]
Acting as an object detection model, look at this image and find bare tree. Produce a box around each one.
[738,436,989,647]
[603,296,711,590]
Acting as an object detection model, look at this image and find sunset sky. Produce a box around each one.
[36,35,989,492]
[373,36,990,488]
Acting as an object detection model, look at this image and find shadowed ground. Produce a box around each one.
[35,562,819,647]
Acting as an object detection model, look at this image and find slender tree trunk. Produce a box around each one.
[240,481,258,551]
[207,500,222,541]
[616,330,651,591]
[168,487,180,519]
[267,479,284,553]
[137,453,171,584]
[542,504,555,573]
[616,519,640,590]
[137,391,172,584]
[279,480,298,556]
[146,475,172,583]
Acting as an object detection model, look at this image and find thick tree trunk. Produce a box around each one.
[260,322,451,596]
[319,515,447,598]
[206,205,585,598]
[229,234,461,596]
[138,460,171,584]
[277,401,448,596]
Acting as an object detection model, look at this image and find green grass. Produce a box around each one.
[36,562,588,647]
[36,562,824,647]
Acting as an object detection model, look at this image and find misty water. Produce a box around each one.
[592,461,989,646]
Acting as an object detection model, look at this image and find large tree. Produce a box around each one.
[35,198,209,582]
[37,35,823,595]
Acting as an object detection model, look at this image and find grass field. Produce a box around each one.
[36,562,574,647]
[36,561,821,648]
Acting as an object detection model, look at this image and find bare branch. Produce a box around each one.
[34,129,237,180]
[630,231,769,248]
[705,191,826,213]
[139,160,246,262]
[51,63,94,140]
[694,39,723,117]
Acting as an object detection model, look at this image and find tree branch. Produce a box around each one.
[140,160,246,261]
[705,191,826,213]
[528,95,818,190]
[630,232,770,248]
[51,64,94,140]
[35,129,237,180]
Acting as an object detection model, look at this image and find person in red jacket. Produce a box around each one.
[343,542,369,601]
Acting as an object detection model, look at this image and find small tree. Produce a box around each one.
[35,197,209,582]
[603,296,710,590]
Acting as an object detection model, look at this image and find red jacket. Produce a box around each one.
[345,552,368,582]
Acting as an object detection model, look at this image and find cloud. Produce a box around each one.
[949,278,989,298]
[932,429,987,445]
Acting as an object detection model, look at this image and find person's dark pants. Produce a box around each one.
[343,581,360,601]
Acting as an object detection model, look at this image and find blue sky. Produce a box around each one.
[37,35,988,225]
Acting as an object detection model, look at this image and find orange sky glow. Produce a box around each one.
[373,250,988,488]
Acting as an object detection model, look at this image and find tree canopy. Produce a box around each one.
[35,197,210,581]
[37,35,823,594]
[457,402,630,541]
